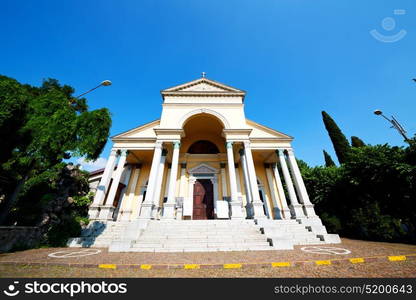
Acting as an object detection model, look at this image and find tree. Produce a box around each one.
[323,150,336,167]
[351,136,366,148]
[321,111,351,164]
[0,75,111,225]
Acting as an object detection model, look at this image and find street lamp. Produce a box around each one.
[373,109,410,142]
[75,80,112,98]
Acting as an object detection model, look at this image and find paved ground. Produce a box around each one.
[1,238,415,277]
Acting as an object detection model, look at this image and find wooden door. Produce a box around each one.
[192,179,214,219]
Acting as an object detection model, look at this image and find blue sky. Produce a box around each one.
[1,0,415,169]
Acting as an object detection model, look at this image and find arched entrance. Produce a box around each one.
[192,179,214,219]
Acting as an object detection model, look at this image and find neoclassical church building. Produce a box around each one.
[70,75,340,252]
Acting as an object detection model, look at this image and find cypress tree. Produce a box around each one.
[323,150,336,167]
[351,136,366,148]
[321,111,351,164]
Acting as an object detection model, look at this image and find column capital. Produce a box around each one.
[110,148,118,156]
[243,140,251,148]
[180,163,187,169]
[264,163,271,168]
[226,141,233,149]
[189,176,197,184]
[220,163,226,169]
[286,148,294,156]
[119,149,128,156]
[173,141,181,149]
[276,148,286,156]
[134,163,142,169]
[154,141,163,149]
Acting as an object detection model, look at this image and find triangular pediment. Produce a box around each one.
[162,78,245,94]
[189,163,219,174]
[246,119,293,140]
[111,119,160,140]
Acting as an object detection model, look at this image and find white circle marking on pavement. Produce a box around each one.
[48,249,101,258]
[300,246,351,255]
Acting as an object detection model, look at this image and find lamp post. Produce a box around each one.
[75,80,112,98]
[373,109,410,142]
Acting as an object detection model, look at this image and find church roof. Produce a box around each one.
[161,77,246,100]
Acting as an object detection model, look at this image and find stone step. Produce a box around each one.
[135,236,268,243]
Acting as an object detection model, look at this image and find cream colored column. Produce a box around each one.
[210,175,219,214]
[243,141,266,218]
[139,141,163,219]
[164,141,180,219]
[151,149,167,219]
[235,164,243,201]
[114,165,132,221]
[220,163,228,200]
[179,163,187,196]
[272,163,291,219]
[286,148,317,218]
[239,149,252,217]
[176,163,187,220]
[277,149,305,218]
[264,164,283,220]
[88,149,118,219]
[99,149,128,220]
[120,164,141,221]
[184,176,196,218]
[226,142,244,219]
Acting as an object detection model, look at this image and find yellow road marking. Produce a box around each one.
[140,264,152,270]
[315,260,331,265]
[349,258,365,264]
[223,263,242,269]
[98,264,116,269]
[388,255,406,261]
[271,262,291,267]
[184,264,200,269]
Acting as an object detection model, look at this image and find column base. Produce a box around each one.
[98,205,115,221]
[252,201,267,219]
[302,203,317,218]
[151,205,160,219]
[280,208,292,220]
[230,202,244,219]
[175,207,183,220]
[163,203,176,219]
[120,210,132,222]
[272,208,284,220]
[138,203,153,220]
[289,204,306,219]
[88,205,101,220]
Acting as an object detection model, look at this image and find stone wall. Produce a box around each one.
[0,226,41,253]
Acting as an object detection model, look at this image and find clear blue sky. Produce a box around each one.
[1,0,415,168]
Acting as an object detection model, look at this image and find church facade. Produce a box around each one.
[70,76,340,252]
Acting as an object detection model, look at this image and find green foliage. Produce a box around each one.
[301,143,416,243]
[323,150,336,167]
[321,111,351,164]
[72,193,93,207]
[46,213,82,247]
[0,75,111,225]
[351,136,366,148]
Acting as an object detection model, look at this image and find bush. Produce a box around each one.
[46,213,82,247]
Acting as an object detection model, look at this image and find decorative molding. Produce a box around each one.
[188,163,219,175]
[179,108,230,129]
[153,128,185,137]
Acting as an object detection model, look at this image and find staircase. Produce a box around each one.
[256,219,325,249]
[130,220,272,252]
[68,219,338,251]
[67,221,129,248]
